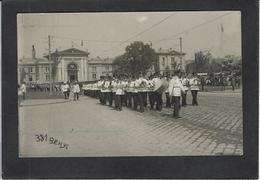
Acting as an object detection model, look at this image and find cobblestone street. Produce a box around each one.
[19,91,243,157]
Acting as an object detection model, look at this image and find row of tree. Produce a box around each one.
[185,51,242,75]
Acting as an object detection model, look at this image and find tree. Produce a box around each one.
[194,51,211,73]
[113,41,157,76]
[209,59,222,73]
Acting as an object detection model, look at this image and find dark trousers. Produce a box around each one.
[122,94,127,106]
[133,93,139,110]
[126,92,132,108]
[181,91,187,106]
[74,93,79,100]
[107,92,113,106]
[191,90,198,105]
[148,92,155,109]
[142,92,148,107]
[232,85,235,91]
[138,92,144,112]
[165,92,171,108]
[154,92,163,111]
[112,92,116,107]
[22,92,26,100]
[103,92,109,105]
[99,91,103,103]
[172,96,181,118]
[115,95,123,110]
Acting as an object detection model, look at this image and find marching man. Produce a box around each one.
[180,73,189,107]
[189,72,200,106]
[72,81,80,101]
[168,71,185,118]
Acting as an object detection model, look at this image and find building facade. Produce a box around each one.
[18,47,115,84]
[156,48,186,74]
[87,57,114,81]
[18,58,54,85]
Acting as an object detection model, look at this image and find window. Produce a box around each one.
[92,66,97,71]
[46,74,50,81]
[29,75,33,82]
[92,73,96,79]
[45,67,49,72]
[28,67,33,73]
[162,57,165,66]
[105,65,109,71]
[171,57,175,64]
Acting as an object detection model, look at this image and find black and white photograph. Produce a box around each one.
[17,11,243,157]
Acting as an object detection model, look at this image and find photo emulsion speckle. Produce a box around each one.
[17,12,243,157]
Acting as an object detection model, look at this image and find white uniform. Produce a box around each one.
[103,81,111,92]
[72,84,80,93]
[116,81,125,95]
[136,77,148,92]
[181,78,189,91]
[189,78,200,91]
[111,80,118,93]
[21,84,26,93]
[168,76,185,97]
[62,84,69,92]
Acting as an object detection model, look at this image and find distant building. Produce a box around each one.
[18,46,115,84]
[88,57,114,81]
[18,57,54,85]
[45,48,89,82]
[155,48,186,74]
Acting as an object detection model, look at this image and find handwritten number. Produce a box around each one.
[35,133,69,150]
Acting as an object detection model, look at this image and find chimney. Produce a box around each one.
[32,45,36,59]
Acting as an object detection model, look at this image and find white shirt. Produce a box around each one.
[97,80,104,89]
[111,80,118,92]
[61,84,69,92]
[116,81,125,95]
[168,76,185,97]
[103,81,111,92]
[189,78,200,91]
[21,84,26,93]
[181,78,189,91]
[72,84,80,93]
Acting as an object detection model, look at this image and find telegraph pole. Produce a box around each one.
[48,35,53,95]
[179,37,183,71]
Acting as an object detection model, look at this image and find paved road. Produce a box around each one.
[19,91,243,157]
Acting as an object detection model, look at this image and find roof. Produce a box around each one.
[156,48,186,56]
[18,58,54,65]
[45,48,89,59]
[88,57,114,65]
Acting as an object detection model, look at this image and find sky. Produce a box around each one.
[17,11,241,60]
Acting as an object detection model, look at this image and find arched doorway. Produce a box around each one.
[67,63,78,82]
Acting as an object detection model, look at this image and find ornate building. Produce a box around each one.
[156,48,186,74]
[18,46,115,84]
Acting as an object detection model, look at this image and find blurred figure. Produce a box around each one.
[73,81,80,101]
[180,73,189,107]
[168,71,185,118]
[200,76,206,91]
[189,73,200,106]
[165,74,171,108]
[21,82,27,100]
[18,85,23,106]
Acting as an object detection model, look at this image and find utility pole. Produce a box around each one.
[48,35,53,95]
[179,37,183,71]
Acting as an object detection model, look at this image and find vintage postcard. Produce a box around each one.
[17,11,242,157]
